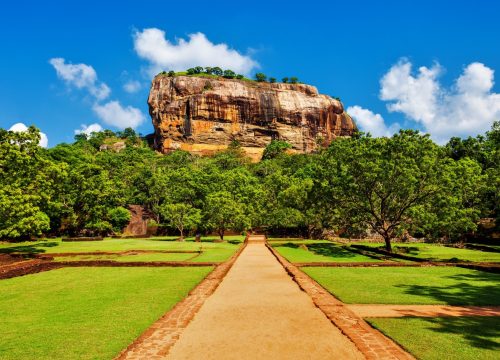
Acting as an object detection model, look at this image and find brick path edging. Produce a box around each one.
[115,241,248,360]
[266,243,415,360]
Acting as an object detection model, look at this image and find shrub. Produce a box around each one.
[236,74,244,80]
[290,77,299,84]
[282,77,289,83]
[269,77,277,83]
[168,70,175,77]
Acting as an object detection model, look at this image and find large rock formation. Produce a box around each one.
[148,75,356,159]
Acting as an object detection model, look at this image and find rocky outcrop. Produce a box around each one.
[148,75,356,159]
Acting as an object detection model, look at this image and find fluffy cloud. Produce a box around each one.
[8,122,48,148]
[380,59,500,143]
[133,28,258,75]
[49,58,111,100]
[123,80,141,93]
[92,101,145,129]
[347,105,399,137]
[74,123,103,136]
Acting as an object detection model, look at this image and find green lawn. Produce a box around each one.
[350,242,500,262]
[271,241,381,263]
[0,267,212,360]
[0,237,243,262]
[368,316,500,360]
[303,266,500,305]
[53,252,199,262]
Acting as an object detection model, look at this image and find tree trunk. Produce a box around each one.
[383,235,392,252]
[219,230,224,241]
[179,227,185,242]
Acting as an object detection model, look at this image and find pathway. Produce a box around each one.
[347,304,500,318]
[166,236,364,360]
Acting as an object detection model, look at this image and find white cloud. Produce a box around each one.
[49,57,111,100]
[347,105,400,137]
[133,28,258,76]
[8,122,48,148]
[92,101,145,129]
[74,123,103,136]
[380,59,500,143]
[123,80,141,93]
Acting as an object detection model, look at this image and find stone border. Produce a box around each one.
[266,243,415,360]
[115,241,248,360]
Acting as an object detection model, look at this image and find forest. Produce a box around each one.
[1,123,498,251]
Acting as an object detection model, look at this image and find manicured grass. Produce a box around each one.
[0,267,213,360]
[303,266,500,305]
[0,237,243,257]
[272,241,381,263]
[367,316,500,360]
[350,242,500,262]
[53,252,198,262]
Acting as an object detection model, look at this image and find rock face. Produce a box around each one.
[148,75,356,159]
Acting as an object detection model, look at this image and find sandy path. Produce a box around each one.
[166,240,364,360]
[347,304,500,318]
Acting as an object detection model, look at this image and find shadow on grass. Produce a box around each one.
[396,271,500,306]
[0,242,59,255]
[420,316,499,351]
[280,242,357,259]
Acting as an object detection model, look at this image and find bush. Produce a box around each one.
[269,77,277,83]
[168,70,175,77]
[236,74,244,80]
[282,77,289,83]
[290,77,299,84]
[223,69,236,79]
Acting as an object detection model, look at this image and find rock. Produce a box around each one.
[148,75,357,159]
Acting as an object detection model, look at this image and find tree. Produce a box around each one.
[327,130,445,251]
[168,70,175,77]
[255,73,267,82]
[262,140,292,160]
[204,67,213,74]
[236,74,244,79]
[223,69,236,78]
[0,127,63,239]
[212,67,223,76]
[186,68,195,75]
[290,77,299,84]
[108,207,131,232]
[160,203,201,240]
[269,77,277,83]
[204,191,249,240]
[282,77,289,83]
[194,66,204,74]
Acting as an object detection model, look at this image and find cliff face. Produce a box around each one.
[148,75,356,158]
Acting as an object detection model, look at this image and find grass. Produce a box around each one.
[53,252,199,262]
[350,242,500,262]
[0,267,212,360]
[271,241,381,263]
[0,236,243,263]
[303,266,500,305]
[367,316,500,360]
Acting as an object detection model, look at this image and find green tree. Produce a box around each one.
[159,203,201,240]
[269,77,277,83]
[194,66,204,74]
[168,70,175,77]
[204,67,213,74]
[212,67,223,76]
[255,73,267,82]
[107,207,131,232]
[290,77,299,84]
[204,191,249,240]
[262,140,293,160]
[223,69,236,78]
[282,77,289,83]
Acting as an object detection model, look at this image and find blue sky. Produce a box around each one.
[1,0,499,146]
